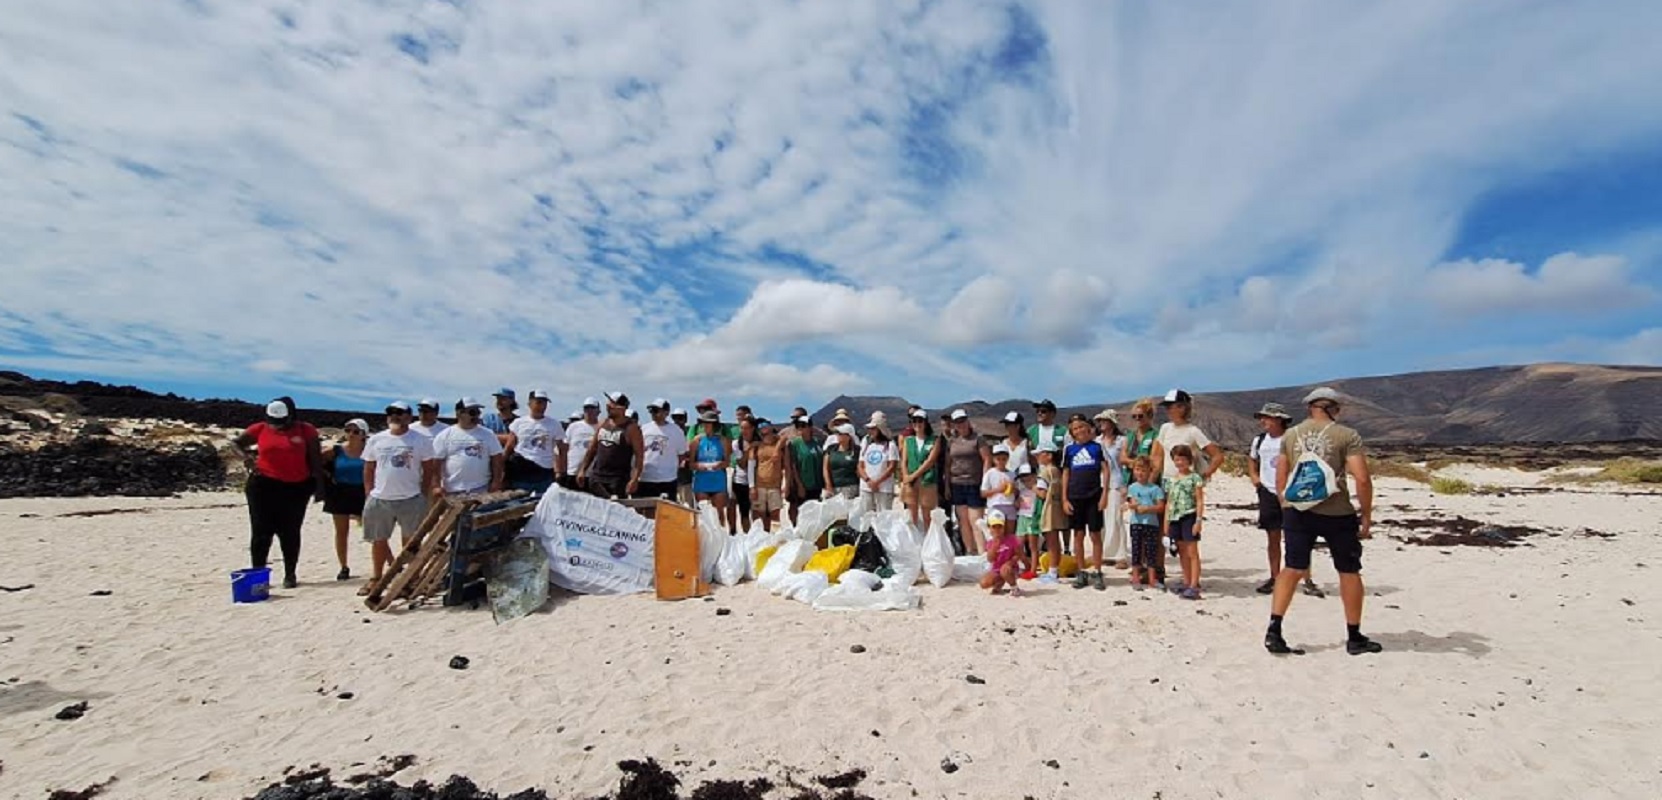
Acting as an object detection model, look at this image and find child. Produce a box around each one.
[981,444,1018,531]
[979,510,1026,596]
[1165,445,1206,600]
[1125,457,1165,590]
[1034,443,1068,583]
[1015,463,1043,581]
[1060,415,1110,591]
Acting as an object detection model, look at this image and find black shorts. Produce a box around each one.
[732,482,752,515]
[322,483,365,516]
[1169,513,1200,542]
[588,475,629,500]
[949,483,985,509]
[1255,485,1283,531]
[1284,508,1363,573]
[635,480,678,500]
[1066,493,1104,532]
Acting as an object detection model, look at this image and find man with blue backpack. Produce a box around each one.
[1265,387,1382,656]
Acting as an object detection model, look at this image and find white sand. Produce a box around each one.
[1,475,1659,799]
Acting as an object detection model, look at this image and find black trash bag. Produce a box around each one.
[825,522,858,548]
[850,529,890,576]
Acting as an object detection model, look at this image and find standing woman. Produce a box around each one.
[1094,409,1130,570]
[999,412,1031,476]
[857,417,899,514]
[728,418,759,532]
[577,391,645,499]
[232,399,325,589]
[321,418,370,581]
[691,411,732,512]
[900,410,942,528]
[944,409,991,555]
[822,424,862,501]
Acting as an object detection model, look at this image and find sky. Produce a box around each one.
[2,0,1661,419]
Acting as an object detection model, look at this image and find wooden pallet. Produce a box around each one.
[363,491,527,612]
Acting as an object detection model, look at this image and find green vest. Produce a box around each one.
[826,447,859,488]
[904,435,938,484]
[791,438,824,491]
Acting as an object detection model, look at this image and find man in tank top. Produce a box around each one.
[577,391,645,499]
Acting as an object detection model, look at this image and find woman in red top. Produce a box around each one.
[232,398,325,589]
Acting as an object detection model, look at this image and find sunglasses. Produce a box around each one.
[346,428,364,435]
[1131,413,1146,419]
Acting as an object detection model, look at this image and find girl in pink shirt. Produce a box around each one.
[979,510,1027,597]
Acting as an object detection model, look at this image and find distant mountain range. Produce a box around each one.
[811,364,1662,446]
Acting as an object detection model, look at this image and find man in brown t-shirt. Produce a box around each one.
[1266,387,1382,656]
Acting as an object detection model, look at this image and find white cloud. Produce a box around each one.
[1,0,1661,409]
[1427,253,1656,315]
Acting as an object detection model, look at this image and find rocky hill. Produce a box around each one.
[813,363,1662,446]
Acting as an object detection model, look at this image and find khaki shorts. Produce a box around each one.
[363,495,427,542]
[752,487,783,514]
[901,482,939,509]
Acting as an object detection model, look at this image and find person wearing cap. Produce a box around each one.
[857,415,900,514]
[822,422,861,501]
[979,509,1026,597]
[981,443,1018,529]
[690,409,732,508]
[1026,400,1067,464]
[411,398,450,440]
[504,390,567,494]
[578,391,645,499]
[748,420,787,531]
[1266,387,1381,656]
[321,418,370,581]
[783,415,826,522]
[562,398,602,491]
[1150,389,1223,483]
[481,388,519,440]
[945,409,991,555]
[638,399,689,500]
[899,409,942,528]
[361,401,439,592]
[1094,408,1131,570]
[432,398,504,498]
[999,412,1031,474]
[232,398,325,589]
[781,406,811,442]
[1249,402,1304,595]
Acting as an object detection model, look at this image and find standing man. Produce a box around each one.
[577,391,645,499]
[1266,388,1382,656]
[1027,400,1068,468]
[563,397,601,490]
[781,407,812,442]
[671,407,694,504]
[638,398,688,499]
[411,398,450,440]
[481,387,518,444]
[432,397,504,497]
[505,389,566,493]
[362,401,438,591]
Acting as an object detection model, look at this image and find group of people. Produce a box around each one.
[236,384,1381,655]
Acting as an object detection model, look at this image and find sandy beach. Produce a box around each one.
[2,471,1659,799]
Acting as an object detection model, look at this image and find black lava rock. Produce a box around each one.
[448,656,470,670]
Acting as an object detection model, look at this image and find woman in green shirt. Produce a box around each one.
[900,410,942,528]
[783,416,825,525]
[822,423,861,501]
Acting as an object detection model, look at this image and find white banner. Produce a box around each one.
[523,487,655,595]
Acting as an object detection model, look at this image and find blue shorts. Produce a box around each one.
[692,470,727,496]
[1169,513,1200,542]
[949,483,985,509]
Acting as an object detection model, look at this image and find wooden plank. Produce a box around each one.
[362,499,450,599]
[468,504,537,530]
[653,500,704,600]
[368,505,463,611]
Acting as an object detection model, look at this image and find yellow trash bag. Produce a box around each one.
[803,544,856,583]
[754,545,780,577]
[1038,552,1080,578]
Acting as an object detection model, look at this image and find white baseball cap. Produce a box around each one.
[1016,463,1033,476]
[648,397,670,411]
[671,407,687,417]
[835,423,857,436]
[986,509,1007,527]
[418,397,440,409]
[385,400,412,413]
[604,390,629,407]
[528,389,551,401]
[457,397,484,410]
[950,409,969,421]
[344,418,369,433]
[582,396,600,408]
[991,443,1011,455]
[1001,411,1021,424]
[264,400,289,419]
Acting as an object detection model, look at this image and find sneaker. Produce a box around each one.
[1092,571,1106,591]
[337,567,351,581]
[1071,571,1090,589]
[1255,578,1276,594]
[1180,587,1201,601]
[1302,580,1327,598]
[282,575,298,589]
[1038,571,1059,585]
[1264,629,1303,655]
[1346,636,1384,656]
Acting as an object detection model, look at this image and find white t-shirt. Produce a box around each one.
[1254,432,1284,488]
[564,419,597,476]
[1000,438,1030,475]
[639,420,688,484]
[981,467,1016,515]
[1157,422,1214,480]
[410,420,449,440]
[433,425,503,493]
[365,430,435,501]
[859,441,899,493]
[509,416,566,470]
[1099,434,1127,489]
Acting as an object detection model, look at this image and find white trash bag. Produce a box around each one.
[696,503,727,583]
[813,574,921,612]
[952,555,989,584]
[756,539,816,591]
[871,510,922,587]
[920,508,955,588]
[714,534,748,586]
[838,568,882,591]
[777,570,830,604]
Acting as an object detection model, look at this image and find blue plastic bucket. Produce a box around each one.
[231,567,271,603]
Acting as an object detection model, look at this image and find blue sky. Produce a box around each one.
[2,0,1660,418]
